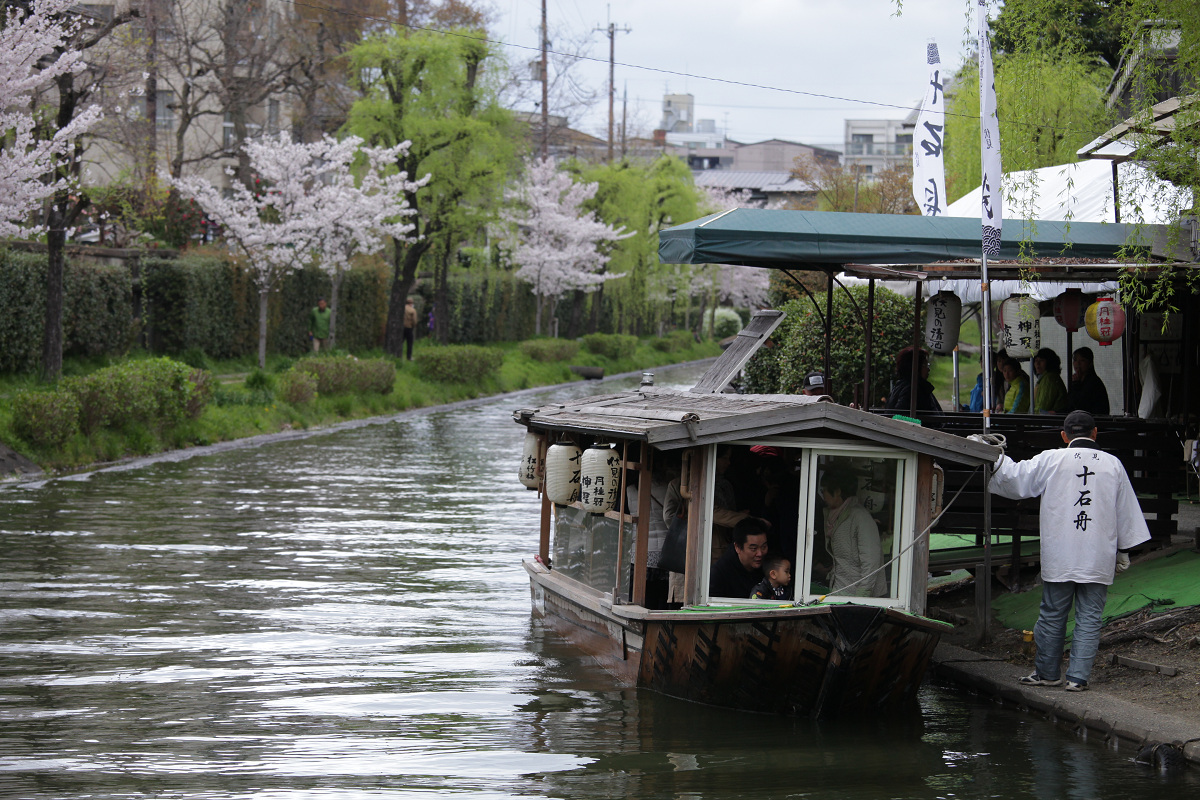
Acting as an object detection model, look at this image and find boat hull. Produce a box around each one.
[526,559,945,717]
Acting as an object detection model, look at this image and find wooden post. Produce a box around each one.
[632,443,652,606]
[911,454,934,616]
[538,435,551,564]
[683,446,710,606]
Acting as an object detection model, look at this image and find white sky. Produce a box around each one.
[497,0,981,151]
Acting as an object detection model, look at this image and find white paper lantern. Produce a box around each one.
[998,293,1040,358]
[924,291,961,354]
[580,445,622,513]
[518,432,541,489]
[545,443,582,505]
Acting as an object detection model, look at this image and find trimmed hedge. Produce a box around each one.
[519,338,579,362]
[581,333,638,360]
[294,355,396,394]
[278,369,318,406]
[0,249,135,372]
[9,358,210,448]
[414,345,499,384]
[140,255,390,360]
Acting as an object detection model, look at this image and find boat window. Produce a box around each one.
[800,451,914,605]
[552,505,634,597]
[703,442,915,609]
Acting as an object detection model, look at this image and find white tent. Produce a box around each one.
[944,158,1187,224]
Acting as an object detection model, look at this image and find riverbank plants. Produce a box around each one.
[0,336,722,473]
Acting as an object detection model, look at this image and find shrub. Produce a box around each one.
[294,355,395,394]
[712,307,744,339]
[581,333,638,360]
[244,368,275,393]
[414,345,499,384]
[10,389,81,449]
[352,359,396,394]
[519,339,580,362]
[277,369,318,406]
[743,286,913,404]
[59,358,199,434]
[650,330,696,353]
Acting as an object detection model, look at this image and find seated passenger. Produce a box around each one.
[709,519,768,599]
[1032,347,1067,413]
[819,470,886,598]
[1064,346,1110,415]
[885,346,941,413]
[750,555,793,601]
[999,359,1030,413]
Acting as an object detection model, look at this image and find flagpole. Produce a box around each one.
[976,0,1002,646]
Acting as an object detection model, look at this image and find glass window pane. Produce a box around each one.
[811,453,904,600]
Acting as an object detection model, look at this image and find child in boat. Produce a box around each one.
[750,555,792,601]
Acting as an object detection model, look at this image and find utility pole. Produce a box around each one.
[595,17,631,162]
[540,0,549,159]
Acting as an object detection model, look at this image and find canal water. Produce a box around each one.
[1,365,1195,799]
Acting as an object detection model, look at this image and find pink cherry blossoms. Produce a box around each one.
[0,0,102,237]
[503,157,630,335]
[171,132,425,365]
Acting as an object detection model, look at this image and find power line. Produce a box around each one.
[286,0,1104,138]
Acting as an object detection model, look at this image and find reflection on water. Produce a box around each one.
[1,365,1195,799]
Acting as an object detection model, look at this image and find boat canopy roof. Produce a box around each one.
[513,389,1001,466]
[657,208,1164,276]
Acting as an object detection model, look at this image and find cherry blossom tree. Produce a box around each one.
[503,157,630,336]
[306,138,426,348]
[172,133,423,366]
[0,0,98,237]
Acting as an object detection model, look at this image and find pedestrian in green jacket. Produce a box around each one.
[309,298,332,352]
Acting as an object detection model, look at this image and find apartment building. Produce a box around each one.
[842,113,917,175]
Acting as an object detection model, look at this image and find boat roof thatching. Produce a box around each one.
[513,389,1001,466]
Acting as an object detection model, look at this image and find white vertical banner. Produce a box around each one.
[913,42,946,216]
[978,0,1003,255]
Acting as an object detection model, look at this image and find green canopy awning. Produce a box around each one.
[658,208,1146,269]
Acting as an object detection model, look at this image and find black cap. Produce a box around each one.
[803,371,825,391]
[1063,410,1096,436]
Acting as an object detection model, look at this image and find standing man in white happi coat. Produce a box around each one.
[989,410,1150,691]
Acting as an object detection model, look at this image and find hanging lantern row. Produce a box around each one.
[1085,297,1126,346]
[580,445,622,513]
[518,432,541,489]
[544,443,582,505]
[923,291,961,354]
[1052,288,1087,332]
[998,293,1040,359]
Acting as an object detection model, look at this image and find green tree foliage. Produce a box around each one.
[345,27,518,351]
[569,156,704,337]
[944,53,1111,203]
[742,286,914,406]
[992,0,1126,68]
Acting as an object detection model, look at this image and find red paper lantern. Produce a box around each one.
[1085,297,1126,346]
[1052,288,1087,332]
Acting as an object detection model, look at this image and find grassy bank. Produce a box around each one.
[0,336,721,474]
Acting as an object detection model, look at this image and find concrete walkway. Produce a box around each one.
[932,643,1199,767]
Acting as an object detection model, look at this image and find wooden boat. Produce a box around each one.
[515,325,1000,716]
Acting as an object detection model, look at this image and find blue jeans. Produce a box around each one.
[1034,581,1108,683]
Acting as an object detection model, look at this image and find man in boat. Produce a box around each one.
[801,371,826,396]
[990,410,1150,692]
[709,519,769,599]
